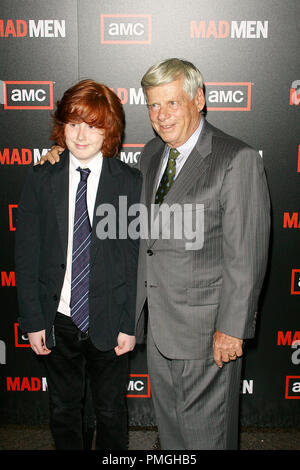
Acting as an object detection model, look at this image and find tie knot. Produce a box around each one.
[169,148,180,161]
[77,167,91,182]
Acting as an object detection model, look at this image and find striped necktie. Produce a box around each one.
[155,148,180,205]
[70,167,92,332]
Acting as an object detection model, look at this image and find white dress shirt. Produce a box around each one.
[156,117,204,189]
[58,152,103,317]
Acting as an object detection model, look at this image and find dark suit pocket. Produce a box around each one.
[187,286,221,306]
[112,282,127,305]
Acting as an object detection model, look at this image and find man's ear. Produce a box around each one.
[195,87,205,113]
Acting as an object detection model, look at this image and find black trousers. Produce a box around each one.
[42,312,129,450]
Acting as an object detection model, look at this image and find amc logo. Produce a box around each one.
[285,376,300,399]
[291,269,300,295]
[101,14,152,44]
[0,340,6,365]
[3,81,53,109]
[205,82,252,111]
[14,323,30,348]
[290,80,300,106]
[8,204,18,231]
[120,144,144,166]
[127,374,151,398]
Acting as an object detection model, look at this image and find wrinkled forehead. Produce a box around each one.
[146,77,187,103]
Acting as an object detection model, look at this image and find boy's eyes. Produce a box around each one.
[69,123,95,129]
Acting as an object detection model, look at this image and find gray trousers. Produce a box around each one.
[147,325,242,450]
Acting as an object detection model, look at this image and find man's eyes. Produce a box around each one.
[148,103,159,110]
[148,101,178,110]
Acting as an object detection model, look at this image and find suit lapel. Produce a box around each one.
[50,149,69,259]
[50,153,122,266]
[147,119,214,246]
[90,157,122,266]
[162,120,213,207]
[145,145,165,209]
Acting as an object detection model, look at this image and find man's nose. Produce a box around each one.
[157,105,169,121]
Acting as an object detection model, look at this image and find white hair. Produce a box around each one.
[141,58,204,100]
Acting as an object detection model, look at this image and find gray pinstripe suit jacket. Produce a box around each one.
[135,119,270,360]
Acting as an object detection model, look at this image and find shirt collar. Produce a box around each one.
[165,116,204,159]
[177,116,204,157]
[69,151,103,176]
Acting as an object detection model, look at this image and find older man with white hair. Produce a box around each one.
[135,58,270,450]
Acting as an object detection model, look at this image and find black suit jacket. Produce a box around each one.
[15,150,142,350]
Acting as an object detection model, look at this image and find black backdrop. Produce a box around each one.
[0,0,299,427]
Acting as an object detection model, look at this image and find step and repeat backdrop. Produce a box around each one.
[0,0,299,427]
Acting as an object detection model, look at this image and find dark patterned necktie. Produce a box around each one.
[155,148,180,205]
[70,167,92,332]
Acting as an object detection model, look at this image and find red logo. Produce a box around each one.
[120,144,144,165]
[277,331,300,346]
[1,271,15,287]
[190,20,269,39]
[101,14,152,44]
[6,377,47,391]
[291,269,300,295]
[3,81,53,110]
[127,374,151,398]
[205,82,252,111]
[285,376,300,399]
[283,212,300,229]
[0,19,65,38]
[290,81,300,106]
[14,323,30,348]
[8,204,18,231]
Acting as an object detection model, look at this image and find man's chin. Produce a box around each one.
[157,130,178,146]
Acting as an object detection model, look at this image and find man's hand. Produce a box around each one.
[27,330,51,355]
[39,145,64,165]
[114,332,136,356]
[213,330,243,368]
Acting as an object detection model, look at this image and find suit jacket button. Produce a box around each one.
[53,295,58,301]
[60,264,65,269]
[144,281,147,287]
[147,249,153,256]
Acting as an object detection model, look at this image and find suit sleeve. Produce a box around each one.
[15,168,44,333]
[119,169,143,335]
[216,148,270,339]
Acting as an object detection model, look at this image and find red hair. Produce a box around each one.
[51,79,124,157]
